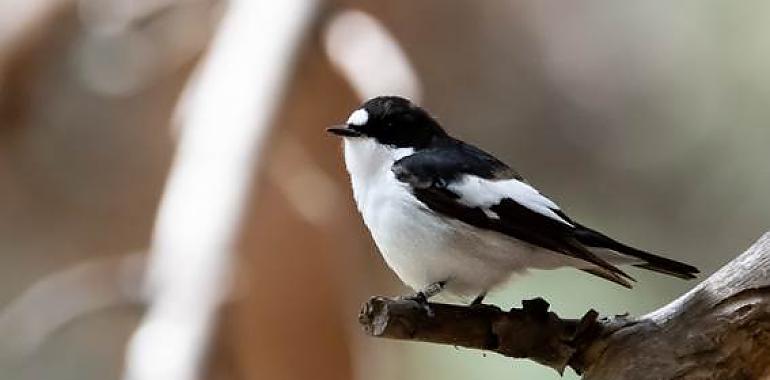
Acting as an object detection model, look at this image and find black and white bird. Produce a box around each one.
[328,96,698,305]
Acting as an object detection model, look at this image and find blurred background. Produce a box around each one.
[1,1,769,379]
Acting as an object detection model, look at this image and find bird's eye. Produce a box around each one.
[346,109,369,126]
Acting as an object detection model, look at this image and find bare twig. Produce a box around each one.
[360,232,770,379]
[360,296,613,374]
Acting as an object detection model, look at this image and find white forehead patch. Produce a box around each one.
[346,109,369,126]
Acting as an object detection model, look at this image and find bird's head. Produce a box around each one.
[327,96,447,149]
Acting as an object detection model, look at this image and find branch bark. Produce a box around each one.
[359,232,770,379]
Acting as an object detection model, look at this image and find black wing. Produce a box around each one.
[392,141,634,287]
[393,138,523,184]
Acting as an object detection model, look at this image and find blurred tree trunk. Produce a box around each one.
[0,0,73,127]
[203,33,364,380]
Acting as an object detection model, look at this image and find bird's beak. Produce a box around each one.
[326,125,362,137]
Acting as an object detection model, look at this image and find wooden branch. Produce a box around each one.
[359,296,612,374]
[122,2,320,380]
[583,232,770,380]
[359,232,770,379]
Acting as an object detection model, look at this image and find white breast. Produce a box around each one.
[341,138,573,298]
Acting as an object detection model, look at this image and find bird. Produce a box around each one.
[327,96,698,305]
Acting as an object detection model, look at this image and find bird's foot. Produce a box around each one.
[398,291,434,317]
[397,281,447,317]
[422,280,447,298]
[469,292,487,308]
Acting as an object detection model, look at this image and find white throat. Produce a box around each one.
[342,138,414,209]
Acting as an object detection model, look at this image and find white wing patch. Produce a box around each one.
[447,175,573,226]
[481,208,501,220]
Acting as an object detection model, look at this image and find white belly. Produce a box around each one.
[343,139,572,297]
[365,175,579,296]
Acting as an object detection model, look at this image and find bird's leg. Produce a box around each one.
[470,292,487,307]
[421,280,447,299]
[398,281,446,316]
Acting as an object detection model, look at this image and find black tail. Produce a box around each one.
[573,225,699,280]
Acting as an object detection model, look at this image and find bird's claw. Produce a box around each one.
[469,292,487,308]
[398,292,435,317]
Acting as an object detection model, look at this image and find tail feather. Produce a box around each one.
[573,225,699,280]
[581,267,634,288]
[632,262,697,279]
